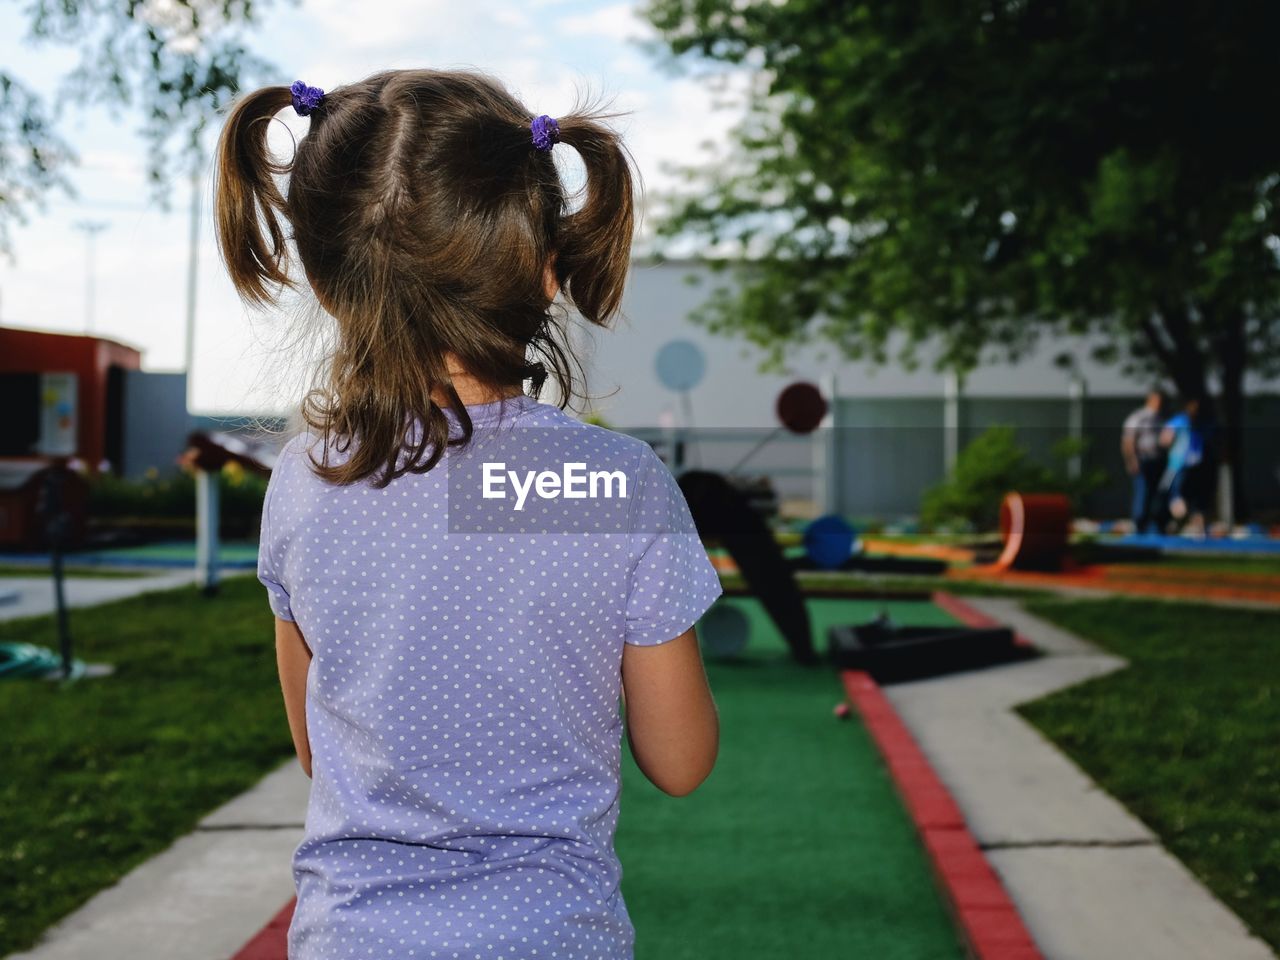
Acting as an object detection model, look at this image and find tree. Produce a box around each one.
[0,0,282,255]
[641,0,1280,516]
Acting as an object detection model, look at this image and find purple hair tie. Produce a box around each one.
[531,114,560,151]
[290,80,325,117]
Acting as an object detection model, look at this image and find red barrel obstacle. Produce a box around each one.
[993,491,1071,572]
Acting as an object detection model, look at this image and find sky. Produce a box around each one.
[0,0,749,416]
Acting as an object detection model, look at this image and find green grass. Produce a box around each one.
[0,573,294,956]
[618,595,965,959]
[1018,597,1280,952]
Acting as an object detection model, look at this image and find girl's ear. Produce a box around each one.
[543,253,559,301]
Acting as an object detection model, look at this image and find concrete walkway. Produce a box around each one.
[884,597,1276,960]
[0,569,206,624]
[7,761,309,960]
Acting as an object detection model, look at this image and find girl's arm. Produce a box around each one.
[621,626,719,797]
[275,616,313,778]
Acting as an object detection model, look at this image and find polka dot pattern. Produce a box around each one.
[257,394,723,958]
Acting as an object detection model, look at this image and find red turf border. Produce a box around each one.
[230,899,294,960]
[930,590,1035,648]
[843,591,1043,960]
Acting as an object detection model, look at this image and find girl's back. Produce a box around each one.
[260,395,720,958]
[216,67,722,958]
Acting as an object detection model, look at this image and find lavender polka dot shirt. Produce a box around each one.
[257,394,723,959]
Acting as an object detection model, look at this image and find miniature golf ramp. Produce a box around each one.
[995,492,1071,572]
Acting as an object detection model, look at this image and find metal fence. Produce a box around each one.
[629,392,1280,522]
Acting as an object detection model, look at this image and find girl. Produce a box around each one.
[214,68,723,959]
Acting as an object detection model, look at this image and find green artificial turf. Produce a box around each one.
[1018,597,1280,953]
[726,595,961,642]
[617,595,966,959]
[716,570,1053,601]
[0,573,295,956]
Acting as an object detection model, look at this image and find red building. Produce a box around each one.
[0,324,142,474]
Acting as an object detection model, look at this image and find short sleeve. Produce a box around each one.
[258,450,296,622]
[624,446,723,646]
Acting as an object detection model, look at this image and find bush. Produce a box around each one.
[921,425,1105,532]
[87,465,269,524]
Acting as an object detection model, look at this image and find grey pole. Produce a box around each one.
[1068,375,1087,480]
[195,467,220,594]
[72,220,110,334]
[184,160,202,412]
[816,372,839,515]
[943,371,962,473]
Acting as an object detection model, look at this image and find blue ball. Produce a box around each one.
[804,514,857,570]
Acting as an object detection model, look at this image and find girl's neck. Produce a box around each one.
[432,357,524,407]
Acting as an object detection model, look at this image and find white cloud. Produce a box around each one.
[300,0,458,54]
[559,4,652,42]
[78,149,149,187]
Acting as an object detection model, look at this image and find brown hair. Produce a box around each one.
[214,68,638,488]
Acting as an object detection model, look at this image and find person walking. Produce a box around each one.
[1159,395,1214,536]
[1121,388,1167,534]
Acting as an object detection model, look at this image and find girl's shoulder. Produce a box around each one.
[265,429,331,493]
[519,402,662,465]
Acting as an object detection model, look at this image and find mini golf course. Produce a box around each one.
[616,595,971,959]
[234,591,1034,960]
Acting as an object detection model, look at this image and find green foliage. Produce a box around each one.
[0,74,73,248]
[87,465,267,524]
[641,0,1279,472]
[1021,598,1280,953]
[920,425,1104,531]
[2,1,284,254]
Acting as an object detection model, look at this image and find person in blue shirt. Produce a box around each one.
[1159,396,1215,535]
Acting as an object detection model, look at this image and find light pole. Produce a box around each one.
[184,157,203,410]
[72,220,110,334]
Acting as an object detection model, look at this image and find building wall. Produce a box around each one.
[0,325,142,471]
[587,261,1280,520]
[584,260,1225,429]
[120,370,194,478]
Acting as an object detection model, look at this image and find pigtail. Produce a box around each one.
[214,85,298,307]
[554,106,640,327]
